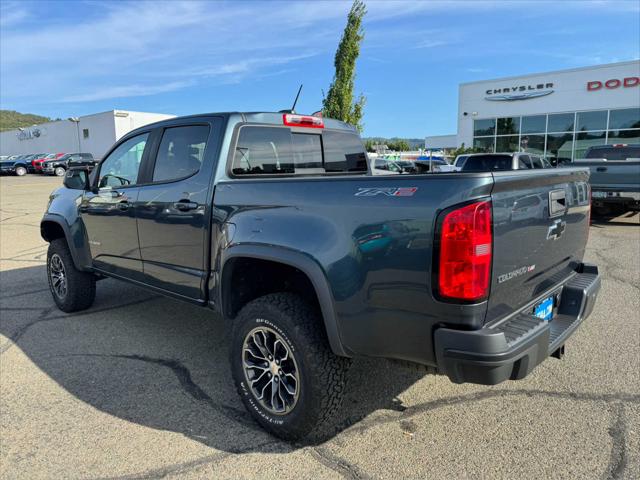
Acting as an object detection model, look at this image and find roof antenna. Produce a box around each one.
[280,84,303,114]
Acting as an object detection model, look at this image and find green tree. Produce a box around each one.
[449,142,481,159]
[322,0,366,131]
[0,110,51,132]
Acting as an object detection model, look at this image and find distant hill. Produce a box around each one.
[0,110,53,132]
[363,137,424,149]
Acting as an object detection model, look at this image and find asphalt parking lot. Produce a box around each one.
[1,174,639,480]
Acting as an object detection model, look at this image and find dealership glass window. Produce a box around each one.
[547,113,574,133]
[576,110,607,132]
[497,117,520,135]
[496,135,519,153]
[473,118,496,136]
[574,131,606,159]
[609,108,640,130]
[545,132,574,165]
[521,115,546,134]
[520,134,545,155]
[607,129,640,145]
[473,136,494,152]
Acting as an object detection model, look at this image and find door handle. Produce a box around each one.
[596,167,607,172]
[118,201,130,211]
[173,201,198,211]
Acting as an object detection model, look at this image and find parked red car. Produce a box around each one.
[33,153,65,172]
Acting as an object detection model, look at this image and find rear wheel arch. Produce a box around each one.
[220,246,349,357]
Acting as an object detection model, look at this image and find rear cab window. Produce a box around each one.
[585,146,640,160]
[461,155,513,172]
[231,126,367,176]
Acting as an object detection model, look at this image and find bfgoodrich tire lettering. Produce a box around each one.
[230,293,351,440]
[47,238,96,312]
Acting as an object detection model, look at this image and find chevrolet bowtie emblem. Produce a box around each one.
[547,219,566,240]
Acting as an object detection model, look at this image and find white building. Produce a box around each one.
[430,60,640,161]
[0,110,175,159]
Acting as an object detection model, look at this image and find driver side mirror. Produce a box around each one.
[63,167,90,190]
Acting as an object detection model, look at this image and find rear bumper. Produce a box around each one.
[591,189,640,204]
[434,263,601,385]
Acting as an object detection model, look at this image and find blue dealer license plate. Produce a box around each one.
[534,296,554,321]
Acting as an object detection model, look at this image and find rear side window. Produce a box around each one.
[462,155,513,171]
[530,155,544,169]
[454,155,468,167]
[153,125,209,182]
[518,155,532,169]
[231,126,367,175]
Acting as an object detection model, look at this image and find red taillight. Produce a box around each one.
[438,201,492,301]
[283,113,324,129]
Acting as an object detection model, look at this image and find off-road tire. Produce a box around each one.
[47,238,96,312]
[230,293,351,441]
[15,166,27,176]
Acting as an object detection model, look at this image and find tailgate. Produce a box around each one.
[486,168,591,323]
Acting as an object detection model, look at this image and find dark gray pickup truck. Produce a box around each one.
[41,112,601,440]
[575,144,640,213]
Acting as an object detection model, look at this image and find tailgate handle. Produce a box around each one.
[549,189,567,217]
[596,167,607,172]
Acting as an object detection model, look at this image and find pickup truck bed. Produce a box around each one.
[41,111,600,440]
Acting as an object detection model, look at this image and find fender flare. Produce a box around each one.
[220,244,350,358]
[40,213,91,271]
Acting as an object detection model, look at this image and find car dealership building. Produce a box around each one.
[0,110,175,159]
[427,60,640,162]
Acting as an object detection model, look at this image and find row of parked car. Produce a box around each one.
[0,153,97,177]
[371,152,555,175]
[371,144,640,214]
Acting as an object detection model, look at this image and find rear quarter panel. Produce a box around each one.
[212,173,493,365]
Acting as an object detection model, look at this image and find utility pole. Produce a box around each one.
[68,117,81,152]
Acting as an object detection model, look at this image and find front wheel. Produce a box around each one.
[230,293,351,440]
[15,166,27,176]
[47,239,96,312]
[54,166,66,177]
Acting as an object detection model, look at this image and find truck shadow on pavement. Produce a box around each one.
[0,265,427,453]
[591,209,639,227]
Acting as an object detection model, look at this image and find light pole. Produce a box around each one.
[68,117,81,152]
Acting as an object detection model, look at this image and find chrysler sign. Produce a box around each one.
[485,82,554,101]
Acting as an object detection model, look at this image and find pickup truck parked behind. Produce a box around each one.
[43,153,96,176]
[575,144,640,213]
[41,112,600,440]
[0,154,39,176]
[458,152,552,172]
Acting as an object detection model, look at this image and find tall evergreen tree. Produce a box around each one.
[322,0,366,131]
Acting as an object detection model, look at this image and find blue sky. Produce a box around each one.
[1,0,639,138]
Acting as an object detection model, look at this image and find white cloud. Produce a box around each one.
[0,1,29,28]
[61,80,195,102]
[1,0,637,109]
